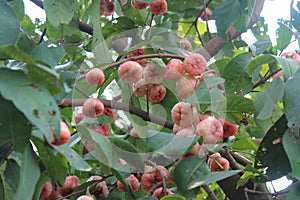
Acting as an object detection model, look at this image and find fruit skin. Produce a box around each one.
[59,175,80,196]
[92,124,110,136]
[85,68,105,86]
[117,174,141,192]
[128,47,146,65]
[150,0,167,16]
[133,79,150,97]
[143,63,164,84]
[179,38,192,50]
[281,51,300,64]
[146,84,167,103]
[176,75,196,99]
[207,153,230,172]
[183,53,207,76]
[49,190,63,200]
[164,59,184,80]
[39,180,53,200]
[118,61,143,84]
[76,195,94,200]
[82,98,105,118]
[152,187,172,199]
[140,173,155,191]
[74,113,85,124]
[87,176,109,198]
[196,116,223,144]
[200,8,212,21]
[52,121,71,146]
[100,0,115,16]
[132,0,149,10]
[218,118,239,138]
[171,102,196,127]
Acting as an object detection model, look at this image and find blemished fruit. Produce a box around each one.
[176,75,196,99]
[140,173,155,191]
[150,0,167,16]
[200,8,212,21]
[117,174,140,192]
[207,153,230,172]
[171,102,196,127]
[196,116,223,144]
[52,121,71,146]
[133,79,150,97]
[132,0,149,10]
[100,0,115,16]
[152,187,172,198]
[76,195,94,200]
[118,61,143,84]
[179,38,192,50]
[39,180,53,200]
[59,175,80,196]
[164,59,184,80]
[82,98,105,118]
[218,118,239,138]
[183,53,207,76]
[86,176,109,198]
[92,124,110,136]
[128,47,146,65]
[146,84,167,102]
[143,63,164,84]
[85,68,105,86]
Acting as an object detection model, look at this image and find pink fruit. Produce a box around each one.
[171,102,195,127]
[141,173,155,191]
[133,79,151,97]
[179,38,192,50]
[74,113,85,124]
[207,153,230,172]
[103,107,117,119]
[92,124,110,136]
[132,0,149,10]
[128,47,146,65]
[82,98,105,118]
[281,52,300,64]
[59,175,80,196]
[100,0,115,16]
[146,84,167,102]
[200,8,212,21]
[196,116,223,144]
[117,174,140,192]
[152,187,172,198]
[118,61,143,84]
[199,70,217,83]
[86,176,109,198]
[155,165,169,182]
[76,195,94,200]
[164,59,184,80]
[85,68,105,86]
[183,53,207,76]
[218,118,239,138]
[143,63,164,84]
[39,180,53,200]
[150,0,167,16]
[52,121,71,146]
[176,75,196,99]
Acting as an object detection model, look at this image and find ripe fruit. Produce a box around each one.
[152,187,172,198]
[100,0,115,16]
[150,0,167,16]
[199,70,216,83]
[39,180,53,200]
[59,175,80,196]
[146,84,167,102]
[176,75,196,99]
[74,113,85,124]
[281,51,300,64]
[49,190,62,200]
[133,79,150,97]
[85,68,105,86]
[143,63,164,84]
[171,102,195,127]
[52,121,71,146]
[183,53,207,76]
[87,176,109,198]
[128,47,146,65]
[218,118,239,138]
[200,8,212,21]
[92,124,110,136]
[179,38,192,50]
[82,98,105,118]
[117,174,140,192]
[141,173,155,191]
[207,153,230,172]
[76,195,94,200]
[164,59,184,80]
[103,107,117,119]
[196,116,223,144]
[132,0,149,10]
[118,61,143,84]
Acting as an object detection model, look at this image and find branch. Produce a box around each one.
[202,184,218,200]
[59,98,174,130]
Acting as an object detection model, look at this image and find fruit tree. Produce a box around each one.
[1,0,300,199]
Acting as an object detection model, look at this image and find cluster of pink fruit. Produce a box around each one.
[132,0,168,16]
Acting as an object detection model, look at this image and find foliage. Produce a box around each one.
[0,0,300,199]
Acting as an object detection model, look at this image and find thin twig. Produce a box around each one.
[202,184,218,200]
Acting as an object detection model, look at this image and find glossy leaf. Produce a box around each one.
[255,115,291,180]
[254,77,284,120]
[276,21,293,51]
[31,39,66,68]
[146,131,199,157]
[0,97,32,152]
[283,130,300,180]
[44,0,76,27]
[161,195,186,200]
[3,159,20,191]
[0,69,60,141]
[0,1,20,47]
[250,40,271,56]
[14,144,40,200]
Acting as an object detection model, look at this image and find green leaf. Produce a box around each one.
[188,170,241,190]
[32,172,50,200]
[0,1,20,47]
[284,69,300,132]
[254,77,284,120]
[173,156,208,192]
[44,0,76,27]
[3,159,20,191]
[0,69,60,141]
[7,0,25,21]
[146,131,199,157]
[31,40,66,68]
[53,145,92,172]
[291,0,300,32]
[250,40,271,56]
[31,136,68,184]
[287,182,300,200]
[14,144,40,200]
[232,137,258,151]
[283,130,300,180]
[161,195,186,200]
[255,115,291,180]
[0,175,4,200]
[223,53,253,95]
[0,97,32,152]
[276,21,293,51]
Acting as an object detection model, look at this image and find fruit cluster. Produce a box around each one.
[132,0,168,16]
